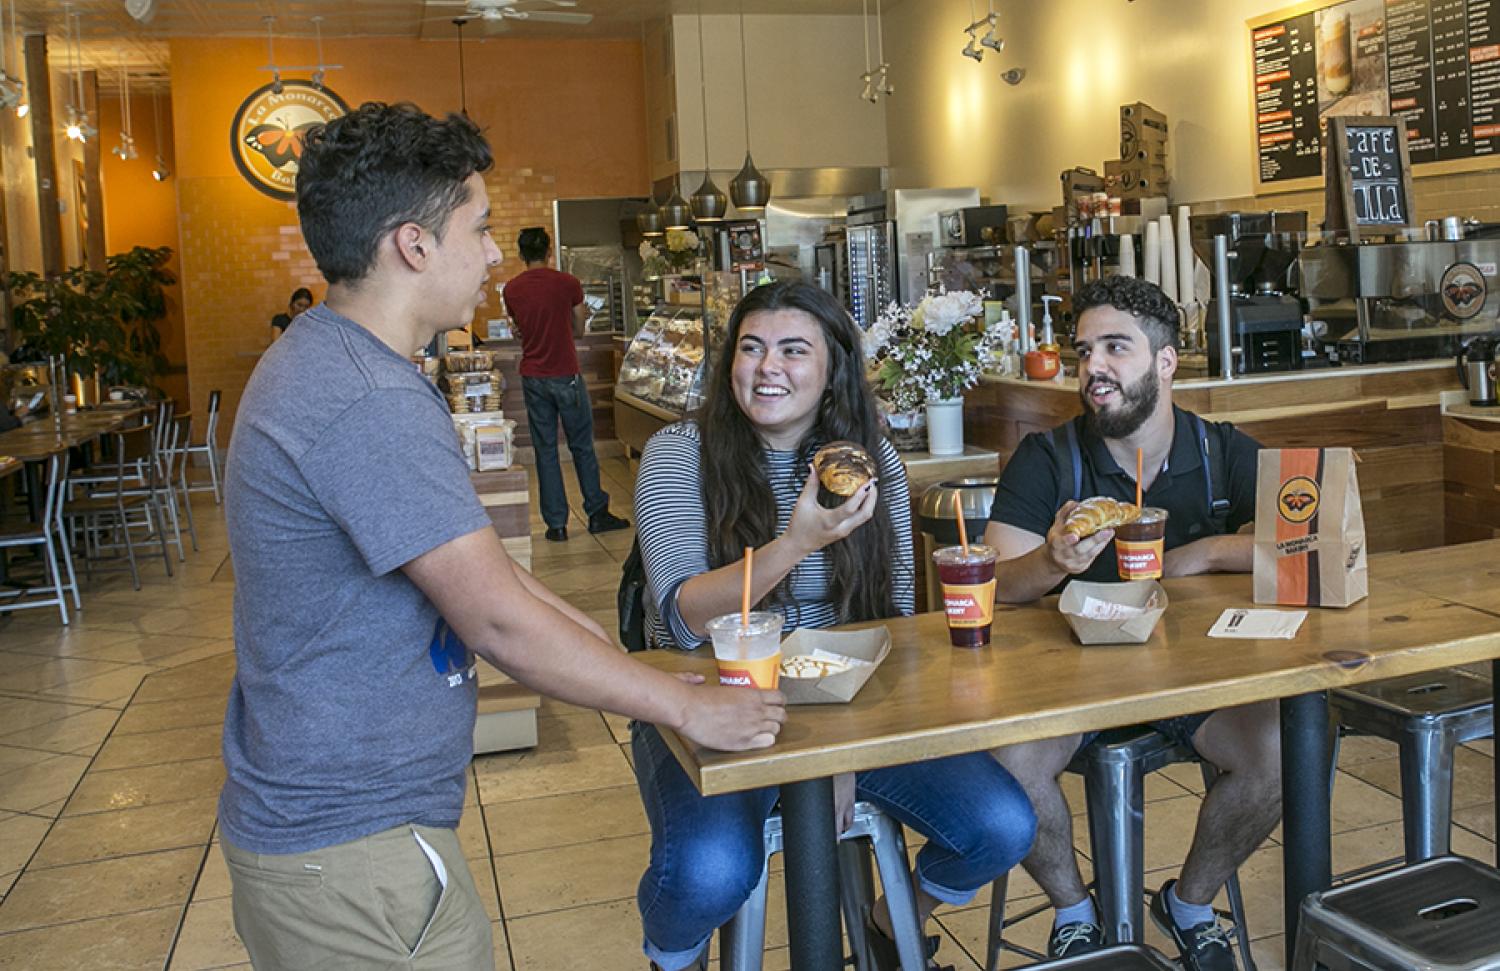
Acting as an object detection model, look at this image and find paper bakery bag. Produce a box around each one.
[1253,448,1367,608]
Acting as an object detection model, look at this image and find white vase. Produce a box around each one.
[925,397,965,456]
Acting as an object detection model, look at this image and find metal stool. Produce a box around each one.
[1291,855,1500,971]
[721,800,927,971]
[1025,943,1180,971]
[985,727,1256,971]
[1330,669,1494,865]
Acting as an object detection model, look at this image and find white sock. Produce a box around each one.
[1054,896,1096,928]
[1167,884,1215,929]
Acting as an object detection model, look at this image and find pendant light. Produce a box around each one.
[729,0,770,213]
[149,85,169,181]
[660,177,693,231]
[689,0,727,223]
[453,18,470,117]
[111,52,137,160]
[636,194,664,237]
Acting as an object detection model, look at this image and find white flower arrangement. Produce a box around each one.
[864,288,1012,412]
[639,228,702,277]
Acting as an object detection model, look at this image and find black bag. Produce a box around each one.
[617,537,648,653]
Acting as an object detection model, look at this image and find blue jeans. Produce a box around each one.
[520,375,609,530]
[631,722,1036,970]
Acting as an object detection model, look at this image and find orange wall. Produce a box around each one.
[167,34,650,443]
[98,91,188,408]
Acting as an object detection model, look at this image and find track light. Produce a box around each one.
[152,155,170,181]
[15,101,26,117]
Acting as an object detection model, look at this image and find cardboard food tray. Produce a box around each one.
[778,626,890,705]
[1059,580,1168,645]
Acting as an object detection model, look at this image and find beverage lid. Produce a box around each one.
[706,610,784,639]
[1135,507,1169,524]
[933,544,997,566]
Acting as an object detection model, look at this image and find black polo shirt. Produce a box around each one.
[989,406,1260,587]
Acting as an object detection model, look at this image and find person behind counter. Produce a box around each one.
[219,101,786,971]
[269,287,314,342]
[982,276,1273,971]
[502,226,629,542]
[633,281,1036,971]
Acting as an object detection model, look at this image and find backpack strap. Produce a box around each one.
[1194,414,1233,529]
[1048,418,1084,505]
[617,535,649,653]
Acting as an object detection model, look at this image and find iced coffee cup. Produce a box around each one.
[933,544,998,648]
[1114,508,1168,580]
[706,611,784,689]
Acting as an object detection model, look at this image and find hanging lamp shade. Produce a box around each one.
[660,185,693,231]
[690,172,728,222]
[730,152,771,212]
[636,207,664,237]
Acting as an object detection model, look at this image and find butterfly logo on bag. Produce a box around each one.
[1277,475,1320,524]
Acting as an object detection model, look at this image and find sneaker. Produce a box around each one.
[544,526,568,542]
[1150,880,1237,971]
[588,511,630,534]
[1047,919,1105,959]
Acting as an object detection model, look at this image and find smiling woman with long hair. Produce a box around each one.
[629,281,1036,971]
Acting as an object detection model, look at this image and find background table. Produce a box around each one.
[641,545,1500,970]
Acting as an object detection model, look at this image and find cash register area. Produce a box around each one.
[0,460,1490,971]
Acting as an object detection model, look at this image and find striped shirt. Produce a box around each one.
[635,421,916,650]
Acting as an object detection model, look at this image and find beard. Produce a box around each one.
[1081,368,1160,439]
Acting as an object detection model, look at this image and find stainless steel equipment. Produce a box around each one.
[814,228,849,305]
[938,205,1009,247]
[845,188,982,324]
[1458,335,1499,406]
[1189,211,1308,375]
[1299,238,1500,364]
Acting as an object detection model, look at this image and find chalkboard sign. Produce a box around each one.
[1324,116,1415,242]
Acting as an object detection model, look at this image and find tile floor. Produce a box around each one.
[0,455,1492,970]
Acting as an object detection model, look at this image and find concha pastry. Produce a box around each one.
[812,441,877,497]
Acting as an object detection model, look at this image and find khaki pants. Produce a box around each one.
[223,823,494,970]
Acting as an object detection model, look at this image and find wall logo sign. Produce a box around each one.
[230,80,348,202]
[1440,262,1487,320]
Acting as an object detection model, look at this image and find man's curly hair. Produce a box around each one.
[296,102,493,285]
[1072,276,1181,353]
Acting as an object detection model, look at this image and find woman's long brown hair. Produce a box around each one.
[697,281,902,623]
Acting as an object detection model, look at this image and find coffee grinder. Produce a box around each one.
[1189,211,1308,375]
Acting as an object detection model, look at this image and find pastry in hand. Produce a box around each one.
[1063,496,1141,538]
[813,441,877,497]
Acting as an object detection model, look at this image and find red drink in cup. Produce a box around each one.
[933,544,998,648]
[1114,508,1168,580]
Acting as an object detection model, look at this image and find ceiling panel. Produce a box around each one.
[1,0,895,82]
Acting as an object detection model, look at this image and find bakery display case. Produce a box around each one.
[613,305,709,453]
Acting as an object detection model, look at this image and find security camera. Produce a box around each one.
[1001,67,1026,86]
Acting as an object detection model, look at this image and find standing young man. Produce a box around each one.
[983,276,1275,971]
[220,103,785,970]
[503,226,628,542]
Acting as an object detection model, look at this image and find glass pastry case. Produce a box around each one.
[613,305,710,453]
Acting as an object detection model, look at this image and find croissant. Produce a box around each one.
[813,441,877,497]
[1063,496,1141,538]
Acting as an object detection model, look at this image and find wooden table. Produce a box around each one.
[640,543,1500,970]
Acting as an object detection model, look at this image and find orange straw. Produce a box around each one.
[741,546,754,627]
[955,492,971,556]
[1135,448,1143,508]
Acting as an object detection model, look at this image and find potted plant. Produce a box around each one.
[5,245,174,396]
[864,288,1013,455]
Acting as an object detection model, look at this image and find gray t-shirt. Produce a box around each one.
[219,304,492,855]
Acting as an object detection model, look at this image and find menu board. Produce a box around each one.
[1252,0,1500,188]
[1346,122,1409,222]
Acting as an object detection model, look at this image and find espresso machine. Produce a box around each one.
[1189,210,1308,376]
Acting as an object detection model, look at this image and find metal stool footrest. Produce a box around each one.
[1292,855,1500,971]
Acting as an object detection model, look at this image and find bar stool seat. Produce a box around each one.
[1291,855,1500,971]
[721,800,928,971]
[1331,669,1493,865]
[1025,943,1180,971]
[985,726,1256,971]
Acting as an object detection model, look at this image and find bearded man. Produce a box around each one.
[980,276,1273,971]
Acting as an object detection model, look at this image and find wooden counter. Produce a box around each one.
[967,362,1461,554]
[486,331,623,463]
[1441,391,1500,544]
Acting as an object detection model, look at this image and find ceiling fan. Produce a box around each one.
[426,0,593,34]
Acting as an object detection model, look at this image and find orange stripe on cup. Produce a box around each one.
[1275,450,1320,605]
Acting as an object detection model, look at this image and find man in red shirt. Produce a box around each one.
[503,227,628,542]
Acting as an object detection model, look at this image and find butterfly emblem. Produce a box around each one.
[243,120,321,169]
[1444,279,1482,308]
[1281,491,1317,514]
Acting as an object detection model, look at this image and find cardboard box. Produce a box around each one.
[778,626,890,705]
[1059,580,1169,645]
[1253,448,1368,608]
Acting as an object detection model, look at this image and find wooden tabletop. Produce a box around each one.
[640,544,1500,796]
[0,409,143,461]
